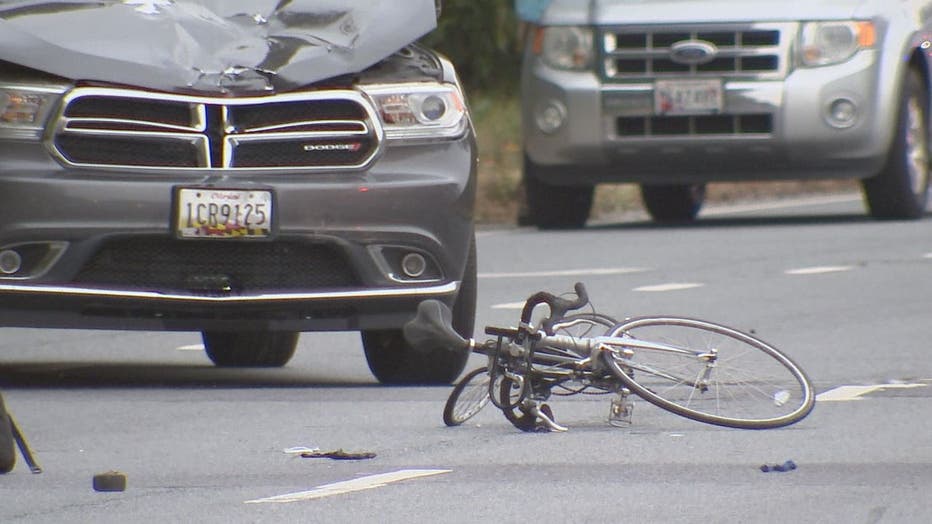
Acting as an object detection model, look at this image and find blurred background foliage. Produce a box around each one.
[421,0,523,94]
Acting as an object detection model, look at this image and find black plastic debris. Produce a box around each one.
[760,460,797,472]
[300,449,377,460]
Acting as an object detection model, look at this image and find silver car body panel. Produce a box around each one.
[523,0,932,184]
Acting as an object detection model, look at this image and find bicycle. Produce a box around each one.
[405,283,814,432]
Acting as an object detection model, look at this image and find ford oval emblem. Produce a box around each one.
[670,40,718,65]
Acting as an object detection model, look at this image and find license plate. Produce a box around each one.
[174,188,273,239]
[654,79,723,115]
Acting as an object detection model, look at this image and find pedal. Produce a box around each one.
[609,389,634,427]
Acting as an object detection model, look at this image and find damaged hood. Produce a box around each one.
[0,0,438,94]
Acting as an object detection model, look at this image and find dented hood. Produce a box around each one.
[0,0,438,94]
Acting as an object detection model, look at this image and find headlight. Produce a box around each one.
[799,21,876,67]
[535,26,594,71]
[0,85,63,140]
[361,82,468,141]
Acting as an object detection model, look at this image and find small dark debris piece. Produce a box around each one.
[93,470,127,492]
[760,460,797,473]
[300,449,376,460]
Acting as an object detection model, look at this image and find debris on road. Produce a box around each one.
[299,449,376,460]
[760,460,797,473]
[93,470,127,492]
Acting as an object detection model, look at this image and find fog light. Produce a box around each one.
[826,98,858,128]
[0,249,22,274]
[401,252,427,278]
[535,100,567,134]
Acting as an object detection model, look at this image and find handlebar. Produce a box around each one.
[519,282,589,336]
[402,283,591,354]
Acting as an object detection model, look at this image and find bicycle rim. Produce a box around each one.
[443,367,492,427]
[604,317,814,429]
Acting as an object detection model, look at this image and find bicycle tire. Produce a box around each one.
[443,366,492,426]
[603,316,814,429]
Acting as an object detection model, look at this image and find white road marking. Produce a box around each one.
[785,266,853,275]
[816,383,926,402]
[176,344,204,351]
[492,301,527,310]
[245,469,452,504]
[701,193,861,216]
[633,283,704,292]
[478,267,646,279]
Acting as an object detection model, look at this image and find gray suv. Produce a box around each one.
[0,1,476,384]
[521,0,932,227]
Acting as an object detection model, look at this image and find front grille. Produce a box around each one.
[617,114,772,137]
[602,24,792,80]
[51,87,382,171]
[73,237,361,295]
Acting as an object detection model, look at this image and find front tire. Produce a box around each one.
[201,331,298,367]
[603,316,814,429]
[640,183,706,223]
[443,366,491,426]
[523,155,593,229]
[862,69,930,219]
[362,236,477,384]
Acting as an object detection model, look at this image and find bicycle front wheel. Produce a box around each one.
[443,366,491,427]
[604,317,814,429]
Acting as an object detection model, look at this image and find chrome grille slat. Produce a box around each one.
[50,87,383,171]
[602,23,793,80]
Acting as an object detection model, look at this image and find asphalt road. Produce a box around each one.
[1,193,931,523]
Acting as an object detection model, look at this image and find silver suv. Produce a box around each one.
[521,0,932,227]
[0,1,476,384]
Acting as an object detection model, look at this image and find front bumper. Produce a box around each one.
[522,50,892,184]
[0,135,477,332]
[0,281,458,331]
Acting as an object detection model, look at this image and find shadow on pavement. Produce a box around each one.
[0,361,382,389]
[589,211,879,231]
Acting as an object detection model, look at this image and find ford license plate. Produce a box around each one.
[654,79,723,115]
[174,188,273,239]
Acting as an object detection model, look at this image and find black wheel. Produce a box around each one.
[362,235,477,384]
[497,375,537,431]
[0,393,15,474]
[523,155,593,229]
[201,330,298,367]
[640,183,706,223]
[862,69,930,219]
[443,366,491,426]
[603,316,814,429]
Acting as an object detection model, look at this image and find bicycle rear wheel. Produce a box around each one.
[603,316,814,429]
[443,366,492,426]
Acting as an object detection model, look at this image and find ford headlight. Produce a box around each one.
[362,82,468,141]
[0,85,63,140]
[800,21,876,67]
[536,26,594,71]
